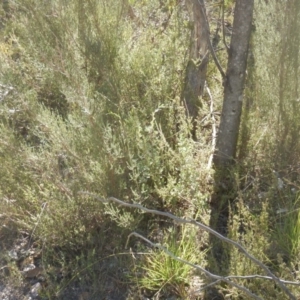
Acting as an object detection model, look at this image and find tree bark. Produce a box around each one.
[214,0,254,166]
[182,0,209,122]
[206,3,255,296]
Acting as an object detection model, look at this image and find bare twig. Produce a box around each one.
[196,275,300,295]
[254,126,268,148]
[197,278,222,292]
[79,192,297,300]
[127,232,262,300]
[226,275,300,286]
[206,84,217,170]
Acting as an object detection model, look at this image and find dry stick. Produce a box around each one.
[206,84,217,170]
[226,275,300,286]
[254,126,268,149]
[128,232,262,300]
[197,278,222,293]
[79,192,297,300]
[197,275,300,295]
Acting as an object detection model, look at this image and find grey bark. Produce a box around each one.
[214,0,254,166]
[182,0,209,119]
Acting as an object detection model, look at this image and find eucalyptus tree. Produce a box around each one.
[183,0,209,121]
[214,0,254,166]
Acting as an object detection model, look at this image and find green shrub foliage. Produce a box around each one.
[0,0,300,299]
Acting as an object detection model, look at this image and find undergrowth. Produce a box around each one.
[0,0,299,299]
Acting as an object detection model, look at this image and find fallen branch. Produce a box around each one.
[128,232,262,300]
[226,275,300,286]
[79,192,297,300]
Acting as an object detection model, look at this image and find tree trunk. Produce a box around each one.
[206,3,255,297]
[214,0,254,166]
[182,0,209,131]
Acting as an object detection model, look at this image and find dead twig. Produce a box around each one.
[226,275,300,286]
[79,192,297,300]
[128,232,262,300]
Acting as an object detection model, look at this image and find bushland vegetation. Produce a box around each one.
[0,0,299,299]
